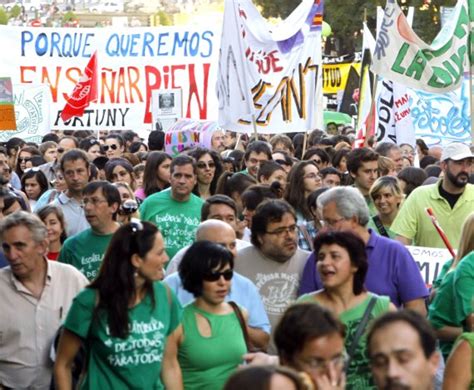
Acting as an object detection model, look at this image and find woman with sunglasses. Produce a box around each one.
[103,134,125,159]
[170,241,247,389]
[188,147,223,200]
[54,221,183,389]
[15,145,41,179]
[298,230,395,389]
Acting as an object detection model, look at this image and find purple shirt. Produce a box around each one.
[298,229,429,307]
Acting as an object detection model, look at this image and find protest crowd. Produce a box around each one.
[0,124,472,390]
[1,0,474,388]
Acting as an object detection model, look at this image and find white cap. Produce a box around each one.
[440,142,473,161]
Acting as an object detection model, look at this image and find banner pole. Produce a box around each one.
[302,131,309,157]
[470,0,474,144]
[230,1,258,138]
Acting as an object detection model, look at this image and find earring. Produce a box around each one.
[134,268,138,278]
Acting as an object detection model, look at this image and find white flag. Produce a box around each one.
[372,0,469,93]
[217,0,324,133]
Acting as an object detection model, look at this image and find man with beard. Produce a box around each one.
[391,142,473,248]
[367,310,440,390]
[235,199,310,353]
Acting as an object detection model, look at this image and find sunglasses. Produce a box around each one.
[103,144,119,152]
[203,269,233,282]
[57,148,65,154]
[18,157,31,163]
[197,161,216,169]
[274,159,290,166]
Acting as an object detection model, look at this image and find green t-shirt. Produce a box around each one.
[140,188,203,260]
[455,333,474,390]
[454,251,474,327]
[391,182,474,248]
[367,217,396,239]
[59,229,114,281]
[178,303,247,390]
[298,293,390,390]
[64,283,182,389]
[428,259,457,360]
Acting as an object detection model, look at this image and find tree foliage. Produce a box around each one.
[0,7,8,25]
[255,0,458,55]
[157,10,172,26]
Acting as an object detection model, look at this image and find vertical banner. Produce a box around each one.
[217,0,324,134]
[374,79,416,146]
[0,77,16,131]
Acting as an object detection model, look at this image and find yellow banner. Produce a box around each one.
[323,62,360,94]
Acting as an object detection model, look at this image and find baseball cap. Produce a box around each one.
[440,142,473,161]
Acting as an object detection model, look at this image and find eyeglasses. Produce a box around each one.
[203,269,233,282]
[103,144,118,152]
[275,159,291,166]
[321,217,346,227]
[265,224,297,236]
[80,197,108,207]
[197,161,216,169]
[299,352,348,373]
[304,173,321,180]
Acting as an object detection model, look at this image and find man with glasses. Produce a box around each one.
[140,154,204,259]
[53,149,91,237]
[59,181,120,281]
[298,186,428,315]
[235,199,310,353]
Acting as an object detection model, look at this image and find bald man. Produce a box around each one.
[164,219,270,349]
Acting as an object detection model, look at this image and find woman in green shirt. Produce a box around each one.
[298,230,395,389]
[443,332,474,389]
[428,212,474,360]
[172,241,247,390]
[54,220,182,389]
[368,176,404,239]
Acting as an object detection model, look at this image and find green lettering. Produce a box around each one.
[449,45,467,80]
[425,40,451,58]
[405,51,427,80]
[453,5,469,39]
[427,67,453,88]
[391,42,409,74]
